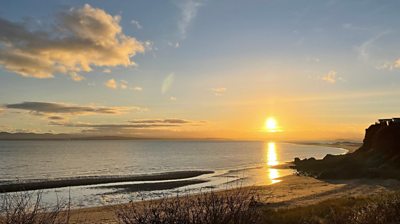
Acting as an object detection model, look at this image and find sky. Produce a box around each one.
[0,0,400,141]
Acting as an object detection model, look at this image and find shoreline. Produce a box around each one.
[293,141,362,153]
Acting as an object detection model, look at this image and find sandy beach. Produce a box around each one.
[66,173,400,223]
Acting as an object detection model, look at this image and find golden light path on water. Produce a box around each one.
[265,142,281,184]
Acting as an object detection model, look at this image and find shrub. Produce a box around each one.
[0,191,70,224]
[115,188,261,224]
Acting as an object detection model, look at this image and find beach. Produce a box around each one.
[67,174,400,223]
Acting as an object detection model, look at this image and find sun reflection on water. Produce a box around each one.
[267,142,278,166]
[265,142,281,184]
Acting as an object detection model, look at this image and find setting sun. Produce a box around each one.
[265,117,278,132]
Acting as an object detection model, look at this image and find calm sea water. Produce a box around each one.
[0,140,345,207]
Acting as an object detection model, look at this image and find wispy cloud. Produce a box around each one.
[211,87,227,96]
[162,73,175,94]
[357,31,390,61]
[321,70,341,84]
[120,80,128,89]
[376,58,400,71]
[105,79,118,89]
[131,19,142,29]
[50,122,179,129]
[4,101,142,115]
[176,0,203,39]
[130,119,193,124]
[168,42,180,48]
[105,79,141,91]
[132,86,143,91]
[47,115,65,120]
[49,118,204,134]
[0,4,144,80]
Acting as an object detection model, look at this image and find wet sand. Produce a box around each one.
[95,179,208,193]
[68,174,400,223]
[0,170,213,193]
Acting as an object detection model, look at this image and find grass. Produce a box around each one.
[261,192,400,224]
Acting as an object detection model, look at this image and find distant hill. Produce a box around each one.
[0,132,74,140]
[0,132,229,141]
[0,132,140,140]
[294,119,400,179]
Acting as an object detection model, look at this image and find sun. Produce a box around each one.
[265,117,278,132]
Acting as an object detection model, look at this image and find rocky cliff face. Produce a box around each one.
[294,120,400,179]
[358,123,400,155]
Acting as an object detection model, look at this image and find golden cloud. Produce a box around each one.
[0,4,144,80]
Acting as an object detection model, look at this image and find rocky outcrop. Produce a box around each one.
[358,122,400,155]
[294,120,400,179]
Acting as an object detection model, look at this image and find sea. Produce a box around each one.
[0,140,346,208]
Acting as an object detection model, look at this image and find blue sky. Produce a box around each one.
[0,0,400,140]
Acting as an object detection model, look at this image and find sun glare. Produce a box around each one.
[265,117,278,132]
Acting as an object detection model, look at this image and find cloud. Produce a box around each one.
[176,0,202,39]
[130,19,142,29]
[377,58,400,71]
[130,119,192,124]
[143,41,155,51]
[169,96,177,101]
[211,87,227,96]
[49,118,203,133]
[168,42,180,48]
[120,80,128,89]
[103,69,112,73]
[47,115,65,120]
[0,4,145,80]
[5,101,141,115]
[161,73,175,94]
[321,71,337,83]
[105,79,137,90]
[132,86,143,91]
[69,72,85,82]
[50,121,179,129]
[321,70,341,84]
[357,31,390,61]
[47,117,206,136]
[105,79,118,89]
[306,57,320,63]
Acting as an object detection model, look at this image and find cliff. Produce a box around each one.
[293,120,400,179]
